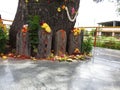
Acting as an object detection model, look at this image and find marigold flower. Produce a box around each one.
[74,48,80,53]
[62,5,66,10]
[25,0,29,3]
[72,28,81,36]
[57,7,61,12]
[21,24,28,33]
[41,23,51,33]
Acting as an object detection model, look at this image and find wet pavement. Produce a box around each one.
[0,47,120,90]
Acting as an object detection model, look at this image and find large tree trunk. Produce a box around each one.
[9,0,28,48]
[9,0,80,49]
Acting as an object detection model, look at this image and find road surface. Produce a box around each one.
[0,47,120,90]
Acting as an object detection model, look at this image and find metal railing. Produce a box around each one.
[1,19,13,22]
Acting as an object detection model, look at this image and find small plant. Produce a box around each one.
[28,15,40,31]
[82,36,93,54]
[28,15,41,56]
[0,27,7,53]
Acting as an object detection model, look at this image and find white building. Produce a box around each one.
[98,20,120,37]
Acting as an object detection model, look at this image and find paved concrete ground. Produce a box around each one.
[0,47,120,90]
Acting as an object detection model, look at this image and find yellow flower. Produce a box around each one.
[62,5,66,10]
[36,0,39,2]
[72,28,81,36]
[74,48,80,53]
[73,32,78,36]
[78,28,81,33]
[25,0,29,3]
[2,56,7,60]
[41,23,48,28]
[57,7,61,12]
[45,27,51,33]
[41,23,51,33]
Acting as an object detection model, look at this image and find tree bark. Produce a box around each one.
[9,0,80,49]
[9,0,28,48]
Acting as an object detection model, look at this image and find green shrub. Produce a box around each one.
[28,15,41,55]
[115,42,120,50]
[82,36,93,54]
[95,36,120,50]
[102,41,115,49]
[96,41,104,47]
[0,27,7,53]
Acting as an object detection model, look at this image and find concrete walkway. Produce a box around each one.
[0,47,120,90]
